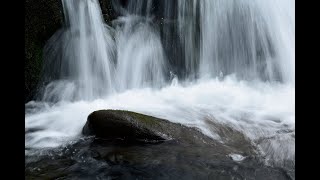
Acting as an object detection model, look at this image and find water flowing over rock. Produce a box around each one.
[25,0,295,179]
[35,0,294,102]
[26,110,293,180]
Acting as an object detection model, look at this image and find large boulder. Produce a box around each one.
[83,110,166,142]
[82,110,218,146]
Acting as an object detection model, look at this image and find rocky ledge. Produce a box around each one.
[25,110,293,180]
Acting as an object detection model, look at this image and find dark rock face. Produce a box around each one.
[99,0,117,24]
[82,110,240,150]
[83,110,166,142]
[25,0,63,102]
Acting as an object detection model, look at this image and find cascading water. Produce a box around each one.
[39,0,116,102]
[39,0,168,101]
[177,0,295,82]
[26,0,295,174]
[113,1,167,91]
[114,17,166,91]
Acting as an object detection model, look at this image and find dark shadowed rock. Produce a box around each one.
[25,0,64,102]
[83,110,166,142]
[83,110,221,146]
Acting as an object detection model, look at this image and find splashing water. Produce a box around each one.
[39,0,117,102]
[26,0,295,169]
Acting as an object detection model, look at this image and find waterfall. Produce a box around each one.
[112,0,167,91]
[114,16,166,91]
[26,0,295,169]
[39,0,169,102]
[39,0,116,102]
[37,0,294,102]
[177,0,294,82]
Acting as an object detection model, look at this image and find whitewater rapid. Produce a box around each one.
[26,0,295,170]
[26,76,294,164]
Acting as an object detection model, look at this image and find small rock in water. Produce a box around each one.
[229,154,245,162]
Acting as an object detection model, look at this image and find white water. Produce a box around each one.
[40,0,116,101]
[114,16,166,91]
[26,0,295,168]
[178,0,295,82]
[40,0,167,102]
[26,76,294,165]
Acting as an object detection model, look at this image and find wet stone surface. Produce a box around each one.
[26,110,293,180]
[25,137,293,180]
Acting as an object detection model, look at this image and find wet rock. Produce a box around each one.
[26,110,293,179]
[83,110,166,142]
[26,140,292,180]
[83,110,221,146]
[25,0,64,102]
